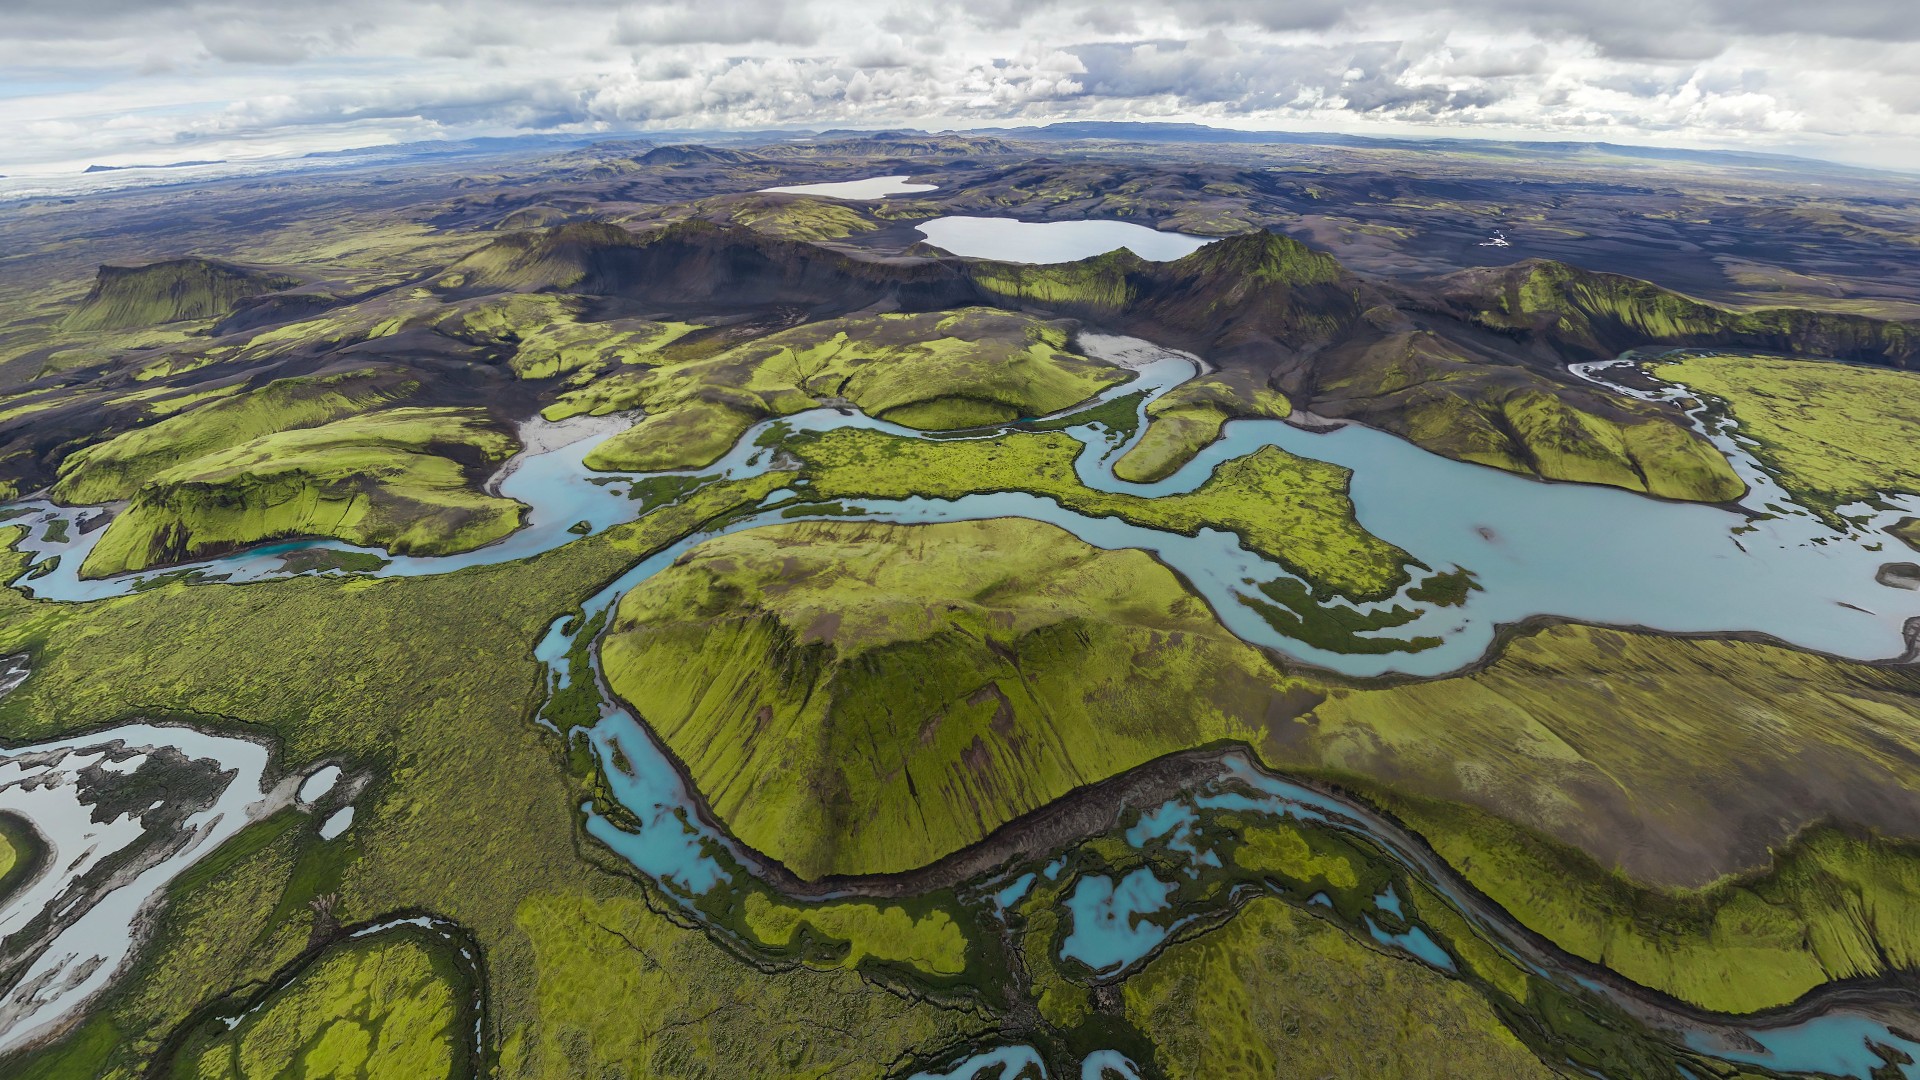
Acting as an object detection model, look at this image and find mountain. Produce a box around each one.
[62,258,298,332]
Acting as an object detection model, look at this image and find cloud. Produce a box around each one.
[2,0,1919,172]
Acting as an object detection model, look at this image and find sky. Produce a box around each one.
[4,0,1920,174]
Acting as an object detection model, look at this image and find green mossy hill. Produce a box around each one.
[971,230,1367,364]
[557,308,1127,470]
[426,293,700,381]
[1125,896,1555,1080]
[675,193,882,242]
[0,475,974,1077]
[1313,330,1742,501]
[79,407,522,578]
[598,518,1294,879]
[1657,352,1920,522]
[1438,259,1920,366]
[1381,791,1920,1015]
[435,222,647,295]
[1301,621,1920,890]
[794,426,1412,600]
[162,929,471,1080]
[54,367,419,505]
[1113,371,1292,483]
[62,258,298,332]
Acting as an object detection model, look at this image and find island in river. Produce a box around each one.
[3,127,1920,1080]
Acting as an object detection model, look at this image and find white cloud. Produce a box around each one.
[1,0,1918,172]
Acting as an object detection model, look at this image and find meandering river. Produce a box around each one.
[6,309,1920,1073]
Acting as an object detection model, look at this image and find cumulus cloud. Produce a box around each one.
[1,0,1918,172]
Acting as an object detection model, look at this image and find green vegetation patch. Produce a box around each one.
[163,927,473,1080]
[742,893,969,977]
[793,425,1411,600]
[554,308,1129,471]
[63,258,297,333]
[80,407,523,578]
[0,810,47,908]
[1113,372,1292,484]
[1239,576,1440,655]
[512,891,986,1078]
[55,367,419,505]
[1658,352,1920,523]
[1383,792,1920,1015]
[1305,621,1920,1013]
[1124,896,1555,1080]
[1317,331,1742,502]
[599,518,1299,879]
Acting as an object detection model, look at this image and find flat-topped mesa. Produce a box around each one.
[637,144,763,166]
[62,257,298,332]
[1428,258,1920,367]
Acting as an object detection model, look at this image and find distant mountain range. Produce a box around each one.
[82,160,225,173]
[300,121,1893,179]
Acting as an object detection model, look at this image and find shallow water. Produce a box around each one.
[0,724,276,1052]
[915,216,1215,264]
[1058,869,1178,974]
[10,334,1920,1073]
[759,175,937,199]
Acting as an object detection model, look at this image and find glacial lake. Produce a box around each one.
[915,216,1216,263]
[759,175,936,199]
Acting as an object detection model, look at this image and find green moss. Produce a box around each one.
[599,518,1296,879]
[794,426,1411,601]
[80,407,523,578]
[712,195,880,242]
[1316,331,1741,502]
[428,293,700,381]
[1239,576,1440,655]
[1383,792,1920,1015]
[62,258,296,332]
[1657,352,1920,522]
[1406,567,1481,608]
[0,472,806,1077]
[1306,621,1920,1013]
[563,308,1128,470]
[0,810,47,909]
[970,251,1139,311]
[163,929,471,1080]
[1124,897,1555,1080]
[511,891,986,1078]
[741,893,970,977]
[55,368,418,505]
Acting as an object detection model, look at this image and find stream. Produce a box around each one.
[5,333,1920,1075]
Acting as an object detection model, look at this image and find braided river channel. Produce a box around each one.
[3,327,1920,1077]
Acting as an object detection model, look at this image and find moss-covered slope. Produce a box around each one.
[1434,259,1920,366]
[599,518,1299,880]
[792,425,1413,600]
[550,308,1129,470]
[62,258,298,332]
[1125,896,1555,1080]
[1656,351,1920,522]
[1310,330,1743,501]
[54,367,419,505]
[80,407,522,577]
[1112,371,1293,483]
